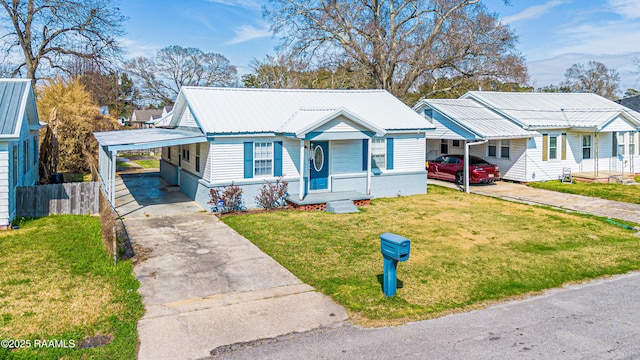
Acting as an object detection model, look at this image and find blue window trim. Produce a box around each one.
[386,138,394,170]
[274,141,283,177]
[243,142,253,178]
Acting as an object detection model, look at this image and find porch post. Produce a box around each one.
[464,141,470,193]
[110,151,117,204]
[299,139,305,201]
[367,137,372,195]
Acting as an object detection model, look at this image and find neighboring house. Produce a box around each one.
[617,95,640,112]
[146,106,174,128]
[96,87,433,210]
[415,91,640,183]
[0,79,40,228]
[130,109,162,128]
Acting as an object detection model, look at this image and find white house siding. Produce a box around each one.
[201,142,212,183]
[177,107,198,128]
[474,138,528,182]
[330,140,362,174]
[162,146,179,166]
[601,116,637,132]
[314,116,368,133]
[393,135,426,172]
[282,138,300,178]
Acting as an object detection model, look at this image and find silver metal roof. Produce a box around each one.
[94,128,206,151]
[463,91,640,129]
[0,79,29,136]
[171,87,434,134]
[418,99,537,139]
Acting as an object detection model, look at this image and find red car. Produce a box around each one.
[427,155,500,184]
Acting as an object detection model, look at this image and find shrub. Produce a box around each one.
[209,182,244,213]
[255,176,289,210]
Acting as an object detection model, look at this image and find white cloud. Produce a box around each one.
[226,24,271,45]
[502,0,568,24]
[206,0,261,10]
[119,37,162,59]
[608,0,640,20]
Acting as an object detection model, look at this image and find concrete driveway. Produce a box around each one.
[116,173,347,360]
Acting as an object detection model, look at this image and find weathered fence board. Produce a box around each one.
[16,182,99,218]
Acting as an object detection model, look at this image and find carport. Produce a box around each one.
[94,128,207,205]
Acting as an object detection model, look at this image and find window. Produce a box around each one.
[549,136,558,160]
[452,140,461,147]
[12,145,17,186]
[440,139,448,154]
[500,139,510,158]
[582,135,592,159]
[371,138,386,169]
[618,132,625,156]
[631,133,636,156]
[195,143,201,173]
[33,136,38,166]
[167,147,171,160]
[487,140,497,157]
[254,142,272,176]
[182,146,190,162]
[23,139,29,174]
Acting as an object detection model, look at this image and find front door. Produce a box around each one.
[310,141,329,190]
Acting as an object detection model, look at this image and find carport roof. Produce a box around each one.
[94,128,207,152]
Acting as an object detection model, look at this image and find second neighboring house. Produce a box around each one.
[130,109,162,128]
[415,91,640,182]
[0,79,40,228]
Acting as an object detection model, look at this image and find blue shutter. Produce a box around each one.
[244,142,253,178]
[386,138,394,170]
[362,139,368,171]
[274,141,283,177]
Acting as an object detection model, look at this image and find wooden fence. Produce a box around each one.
[16,182,100,218]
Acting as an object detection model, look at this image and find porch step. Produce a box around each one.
[326,200,359,214]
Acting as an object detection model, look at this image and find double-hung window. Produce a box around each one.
[440,139,448,154]
[630,133,636,156]
[195,143,201,173]
[549,136,558,160]
[500,139,510,158]
[254,142,272,176]
[618,132,625,156]
[582,135,592,159]
[487,140,497,157]
[371,138,386,169]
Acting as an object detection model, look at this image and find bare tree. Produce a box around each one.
[265,0,526,98]
[561,61,620,100]
[0,0,126,86]
[125,45,238,105]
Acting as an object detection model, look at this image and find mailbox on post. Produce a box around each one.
[380,232,410,297]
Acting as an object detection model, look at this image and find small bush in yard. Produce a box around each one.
[256,176,289,210]
[209,182,244,213]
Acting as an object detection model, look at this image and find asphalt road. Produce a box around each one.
[208,272,640,360]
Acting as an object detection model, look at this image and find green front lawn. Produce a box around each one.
[0,216,143,359]
[529,180,640,204]
[223,186,640,326]
[130,159,160,169]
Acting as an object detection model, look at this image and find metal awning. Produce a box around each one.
[94,128,207,206]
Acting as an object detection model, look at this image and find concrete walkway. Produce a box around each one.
[116,173,347,360]
[429,179,640,224]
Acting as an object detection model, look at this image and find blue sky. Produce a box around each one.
[119,0,640,93]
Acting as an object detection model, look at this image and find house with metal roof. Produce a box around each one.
[96,87,433,211]
[0,79,40,228]
[415,91,640,185]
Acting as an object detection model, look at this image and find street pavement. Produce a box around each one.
[209,272,640,359]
